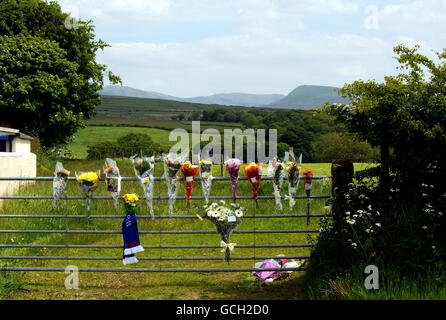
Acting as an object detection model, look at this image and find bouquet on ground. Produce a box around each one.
[199,160,213,204]
[243,163,262,207]
[131,155,155,219]
[284,161,301,210]
[302,170,314,197]
[225,158,242,200]
[53,162,70,208]
[121,194,144,265]
[103,158,121,208]
[268,159,284,210]
[75,171,100,212]
[196,201,246,263]
[181,161,199,205]
[163,152,185,215]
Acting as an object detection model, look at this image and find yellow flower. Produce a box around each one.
[122,193,139,207]
[76,172,99,184]
[200,160,213,165]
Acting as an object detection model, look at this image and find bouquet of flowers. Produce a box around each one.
[197,201,246,263]
[302,169,314,197]
[284,161,301,210]
[181,161,200,205]
[200,160,213,204]
[243,163,262,207]
[53,162,70,208]
[121,194,144,265]
[268,159,284,210]
[225,158,242,200]
[164,153,185,215]
[131,155,155,219]
[103,158,121,208]
[75,171,100,212]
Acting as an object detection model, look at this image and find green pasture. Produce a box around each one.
[0,160,356,300]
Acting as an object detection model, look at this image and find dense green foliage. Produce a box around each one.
[86,133,164,159]
[0,0,120,147]
[312,132,379,163]
[307,45,446,296]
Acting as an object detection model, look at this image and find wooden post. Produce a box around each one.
[220,153,224,176]
[331,159,354,227]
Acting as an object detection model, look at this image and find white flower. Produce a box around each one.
[422,226,428,230]
[365,229,370,233]
[351,243,357,248]
[353,214,358,218]
[368,205,372,211]
[220,200,226,205]
[347,219,356,225]
[345,211,351,216]
[432,245,436,250]
[438,212,443,217]
[422,194,428,197]
[375,223,381,227]
[234,210,243,218]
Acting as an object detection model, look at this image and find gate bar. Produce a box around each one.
[0,176,331,181]
[0,214,329,219]
[0,267,307,272]
[0,244,314,249]
[0,255,310,261]
[0,229,320,234]
[0,195,330,200]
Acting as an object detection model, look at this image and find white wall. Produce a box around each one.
[12,138,31,153]
[0,153,36,200]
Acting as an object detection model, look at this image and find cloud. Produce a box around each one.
[57,0,445,96]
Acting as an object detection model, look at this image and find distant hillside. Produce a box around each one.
[270,85,349,109]
[99,85,180,100]
[183,93,285,107]
[100,85,284,107]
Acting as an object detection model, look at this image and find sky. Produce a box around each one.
[57,0,446,97]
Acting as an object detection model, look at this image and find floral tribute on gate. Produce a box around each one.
[53,162,70,208]
[131,155,155,219]
[225,158,242,200]
[268,159,284,210]
[243,163,262,207]
[103,158,121,208]
[121,193,144,265]
[196,201,246,263]
[181,161,199,205]
[75,171,100,212]
[163,152,185,215]
[199,160,213,204]
[285,161,301,210]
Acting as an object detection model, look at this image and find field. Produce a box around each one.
[0,161,375,300]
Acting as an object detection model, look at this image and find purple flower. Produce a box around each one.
[225,159,242,199]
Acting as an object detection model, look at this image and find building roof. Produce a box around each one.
[0,127,33,140]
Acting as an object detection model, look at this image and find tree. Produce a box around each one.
[322,44,446,214]
[311,132,379,163]
[0,0,120,147]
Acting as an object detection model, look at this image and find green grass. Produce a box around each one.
[67,127,173,158]
[0,160,339,300]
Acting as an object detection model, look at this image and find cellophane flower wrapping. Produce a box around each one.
[198,201,246,263]
[104,158,121,208]
[200,160,213,204]
[164,153,185,215]
[181,161,199,204]
[243,163,262,205]
[53,162,70,208]
[268,160,284,210]
[285,162,300,210]
[131,155,155,219]
[225,158,242,200]
[76,171,99,212]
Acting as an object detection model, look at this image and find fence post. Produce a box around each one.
[331,160,354,227]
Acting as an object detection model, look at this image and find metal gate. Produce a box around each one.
[0,175,331,273]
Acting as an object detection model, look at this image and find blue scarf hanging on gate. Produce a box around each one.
[122,213,144,265]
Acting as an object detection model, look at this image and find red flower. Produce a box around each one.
[243,163,262,204]
[181,162,199,204]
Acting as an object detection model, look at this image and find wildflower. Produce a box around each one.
[422,193,428,197]
[365,229,370,233]
[438,212,443,217]
[351,243,357,248]
[345,211,351,215]
[432,246,436,250]
[375,223,381,227]
[371,251,377,257]
[347,219,356,225]
[422,226,428,230]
